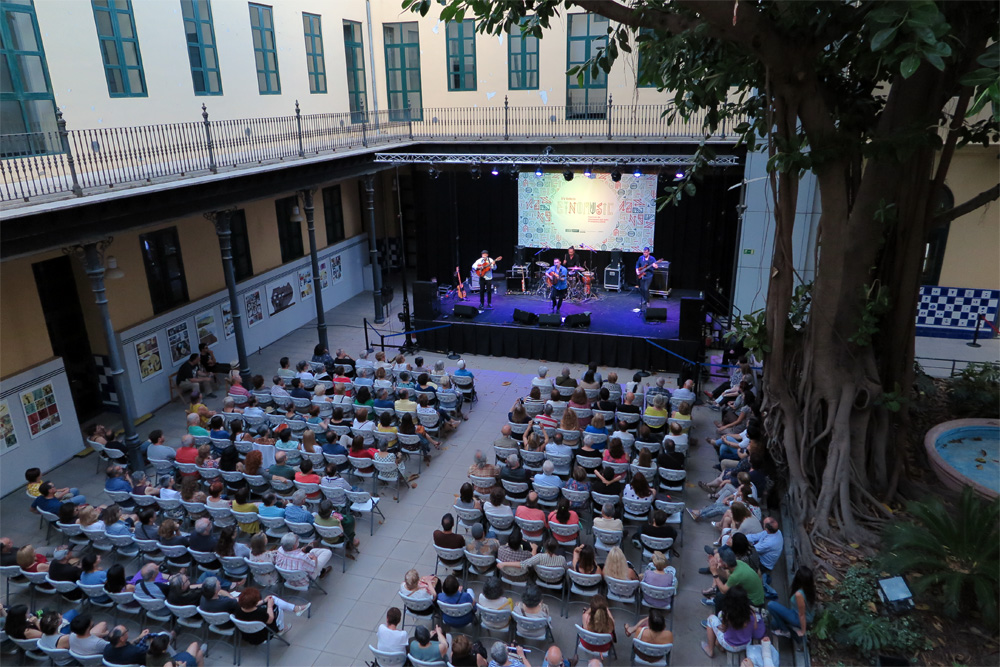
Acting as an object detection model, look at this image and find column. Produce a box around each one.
[363,173,385,323]
[301,188,329,350]
[206,210,251,385]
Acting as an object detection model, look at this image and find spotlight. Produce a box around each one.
[535,166,543,177]
[584,166,593,178]
[491,166,499,176]
[610,168,621,183]
[563,170,574,181]
[674,170,685,180]
[470,164,481,180]
[633,167,642,177]
[428,166,439,179]
[509,163,520,180]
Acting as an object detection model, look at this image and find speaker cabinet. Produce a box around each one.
[453,304,480,318]
[412,281,441,320]
[538,313,562,327]
[564,312,591,328]
[644,307,668,321]
[680,296,705,340]
[604,266,621,291]
[513,308,539,325]
[610,249,622,265]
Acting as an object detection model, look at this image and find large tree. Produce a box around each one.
[407,0,1000,563]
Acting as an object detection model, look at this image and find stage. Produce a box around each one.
[413,287,704,373]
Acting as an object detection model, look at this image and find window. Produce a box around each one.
[302,13,325,94]
[139,227,189,314]
[383,22,421,121]
[445,19,476,91]
[91,0,147,97]
[275,196,303,263]
[566,13,608,118]
[229,209,253,282]
[508,20,538,90]
[249,3,279,94]
[322,185,345,245]
[636,27,656,88]
[0,0,58,156]
[342,20,367,123]
[181,0,221,95]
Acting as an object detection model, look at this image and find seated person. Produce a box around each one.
[24,468,86,505]
[234,587,308,643]
[409,625,449,664]
[400,568,439,601]
[68,614,110,657]
[436,574,475,626]
[624,608,674,663]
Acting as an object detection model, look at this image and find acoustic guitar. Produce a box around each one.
[544,267,562,287]
[474,256,502,277]
[455,266,466,299]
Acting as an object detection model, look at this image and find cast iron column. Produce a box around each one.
[301,189,329,350]
[206,210,251,385]
[363,173,385,323]
[67,239,140,449]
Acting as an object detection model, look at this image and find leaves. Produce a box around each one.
[900,54,921,79]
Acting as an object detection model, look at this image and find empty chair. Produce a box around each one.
[44,575,81,607]
[197,608,237,664]
[346,489,384,536]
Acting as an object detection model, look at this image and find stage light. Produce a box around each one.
[491,166,499,176]
[509,163,520,180]
[633,167,642,177]
[428,166,439,179]
[470,164,481,180]
[563,170,574,181]
[584,166,593,178]
[674,170,685,180]
[611,168,621,182]
[535,166,543,177]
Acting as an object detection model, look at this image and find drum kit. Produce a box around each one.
[521,261,600,302]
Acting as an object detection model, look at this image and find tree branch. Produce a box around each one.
[568,0,702,35]
[934,184,1000,226]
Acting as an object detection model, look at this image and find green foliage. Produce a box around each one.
[789,281,813,329]
[724,310,770,358]
[912,362,938,401]
[881,487,1000,628]
[848,283,891,347]
[875,382,907,413]
[947,362,1000,418]
[814,563,932,659]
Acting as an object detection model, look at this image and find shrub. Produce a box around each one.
[947,362,1000,418]
[881,486,1000,628]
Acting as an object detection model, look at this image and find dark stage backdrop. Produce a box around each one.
[412,165,743,304]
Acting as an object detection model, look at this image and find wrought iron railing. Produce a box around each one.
[0,97,731,204]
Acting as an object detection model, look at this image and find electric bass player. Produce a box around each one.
[472,250,501,309]
[635,246,665,306]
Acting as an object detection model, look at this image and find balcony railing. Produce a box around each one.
[0,98,731,205]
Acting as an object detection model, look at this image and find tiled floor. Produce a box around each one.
[3,284,791,666]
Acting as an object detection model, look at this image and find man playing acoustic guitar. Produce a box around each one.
[472,250,501,310]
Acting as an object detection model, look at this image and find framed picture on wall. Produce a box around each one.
[167,321,193,366]
[266,279,296,316]
[135,335,163,382]
[19,382,62,440]
[331,254,342,282]
[244,289,264,328]
[318,260,330,289]
[298,268,313,300]
[196,310,219,348]
[0,400,17,450]
[221,303,235,339]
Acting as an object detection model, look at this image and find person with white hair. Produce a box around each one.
[490,640,530,667]
[673,378,697,404]
[532,460,564,489]
[186,412,209,437]
[282,490,314,524]
[454,359,473,378]
[273,532,333,580]
[555,367,577,388]
[532,365,554,389]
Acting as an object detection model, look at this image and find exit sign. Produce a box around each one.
[743,248,755,255]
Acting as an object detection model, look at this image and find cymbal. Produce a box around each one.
[535,261,550,267]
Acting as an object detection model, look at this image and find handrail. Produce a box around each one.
[1,101,737,204]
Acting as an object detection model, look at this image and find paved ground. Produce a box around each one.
[7,280,990,666]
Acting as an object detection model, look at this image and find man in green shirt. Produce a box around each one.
[268,451,296,482]
[705,546,765,612]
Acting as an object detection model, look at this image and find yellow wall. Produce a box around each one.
[938,146,1000,290]
[0,256,55,377]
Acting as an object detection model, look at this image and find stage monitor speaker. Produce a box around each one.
[610,249,622,266]
[513,308,539,325]
[412,281,441,320]
[644,307,668,321]
[680,296,705,340]
[538,313,562,327]
[564,312,591,328]
[453,304,480,319]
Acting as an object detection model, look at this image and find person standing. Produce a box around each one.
[547,258,568,312]
[635,246,660,306]
[472,250,498,310]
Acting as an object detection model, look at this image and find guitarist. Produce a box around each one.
[472,250,499,309]
[546,257,569,312]
[635,246,661,306]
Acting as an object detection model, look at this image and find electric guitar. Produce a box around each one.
[455,266,466,299]
[636,259,665,279]
[474,256,502,278]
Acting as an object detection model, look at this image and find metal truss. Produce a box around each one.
[372,153,741,167]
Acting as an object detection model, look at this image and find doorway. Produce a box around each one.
[32,255,103,422]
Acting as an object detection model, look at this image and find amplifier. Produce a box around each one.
[650,265,671,296]
[604,266,622,291]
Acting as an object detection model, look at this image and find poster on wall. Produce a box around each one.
[135,335,163,382]
[221,303,235,339]
[330,254,343,283]
[318,260,330,289]
[244,289,264,328]
[196,310,219,348]
[298,268,313,300]
[266,278,296,316]
[167,321,193,365]
[19,382,61,439]
[0,401,17,450]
